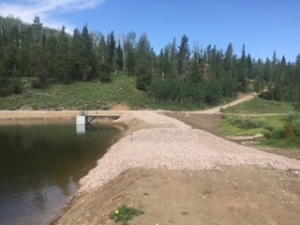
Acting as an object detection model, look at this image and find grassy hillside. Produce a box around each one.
[0,75,200,111]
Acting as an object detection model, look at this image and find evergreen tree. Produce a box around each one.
[96,34,110,82]
[135,34,152,91]
[170,38,178,77]
[31,16,47,85]
[107,31,116,74]
[189,52,203,84]
[18,27,33,77]
[209,47,224,78]
[252,59,265,92]
[115,40,123,72]
[177,34,190,81]
[247,54,253,79]
[223,43,234,77]
[124,32,136,75]
[69,29,84,81]
[150,47,157,76]
[45,35,58,80]
[81,25,95,81]
[158,49,165,78]
[127,48,135,76]
[263,58,272,84]
[237,44,248,92]
[55,26,70,83]
[272,51,280,83]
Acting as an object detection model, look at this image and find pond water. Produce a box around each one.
[0,121,121,225]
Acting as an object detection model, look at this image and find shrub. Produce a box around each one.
[259,91,273,100]
[270,128,285,139]
[12,79,23,94]
[230,118,263,129]
[31,79,43,89]
[0,87,12,97]
[284,122,295,138]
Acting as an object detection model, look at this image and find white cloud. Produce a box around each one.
[0,0,105,32]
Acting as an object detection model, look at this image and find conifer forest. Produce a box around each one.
[0,16,299,107]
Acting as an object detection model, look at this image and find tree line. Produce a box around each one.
[0,16,299,107]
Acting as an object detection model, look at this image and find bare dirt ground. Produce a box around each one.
[162,113,223,136]
[53,166,300,225]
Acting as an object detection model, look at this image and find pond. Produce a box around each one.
[0,121,121,225]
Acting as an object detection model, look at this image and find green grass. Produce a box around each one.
[221,114,300,149]
[0,74,200,111]
[221,115,286,136]
[223,98,296,114]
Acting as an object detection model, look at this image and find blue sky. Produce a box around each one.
[0,0,299,62]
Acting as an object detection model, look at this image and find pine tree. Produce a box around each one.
[150,47,157,76]
[247,54,253,79]
[163,46,173,78]
[31,16,47,85]
[18,27,33,78]
[124,32,136,75]
[115,40,123,72]
[96,34,110,82]
[135,33,152,91]
[170,38,178,77]
[223,43,234,77]
[158,49,166,78]
[69,28,83,81]
[237,44,249,92]
[127,48,135,76]
[264,58,272,84]
[55,26,70,83]
[177,34,190,81]
[107,31,116,74]
[81,25,95,81]
[189,52,203,84]
[45,35,58,80]
[209,47,224,78]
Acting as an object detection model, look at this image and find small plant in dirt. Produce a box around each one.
[109,205,144,225]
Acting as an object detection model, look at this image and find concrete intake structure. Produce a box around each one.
[76,115,87,125]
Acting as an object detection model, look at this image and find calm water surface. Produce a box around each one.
[0,121,121,225]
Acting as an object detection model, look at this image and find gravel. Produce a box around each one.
[79,111,300,193]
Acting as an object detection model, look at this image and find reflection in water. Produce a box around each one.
[0,122,120,225]
[76,124,86,134]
